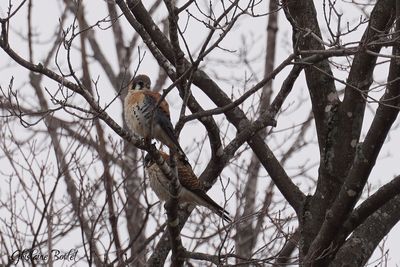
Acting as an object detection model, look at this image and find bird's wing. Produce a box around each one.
[177,161,231,222]
[143,91,187,159]
[145,152,230,222]
[143,91,170,119]
[177,161,204,190]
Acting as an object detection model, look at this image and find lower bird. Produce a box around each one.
[144,151,231,223]
[124,74,187,160]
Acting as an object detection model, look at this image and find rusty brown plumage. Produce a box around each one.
[124,74,187,161]
[144,151,231,222]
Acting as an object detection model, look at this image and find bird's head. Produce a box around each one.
[129,74,151,91]
[144,151,170,168]
[144,153,154,168]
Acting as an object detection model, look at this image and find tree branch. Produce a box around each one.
[304,5,400,262]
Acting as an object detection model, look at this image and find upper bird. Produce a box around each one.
[144,151,231,223]
[124,74,187,159]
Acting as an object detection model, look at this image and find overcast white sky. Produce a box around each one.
[1,0,400,265]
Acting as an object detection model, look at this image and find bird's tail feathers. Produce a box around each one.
[195,191,232,223]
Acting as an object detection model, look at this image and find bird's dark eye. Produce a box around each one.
[138,81,144,87]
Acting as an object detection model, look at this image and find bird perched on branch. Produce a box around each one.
[124,74,187,160]
[144,151,231,223]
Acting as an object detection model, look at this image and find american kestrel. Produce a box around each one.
[144,151,231,222]
[124,74,186,159]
